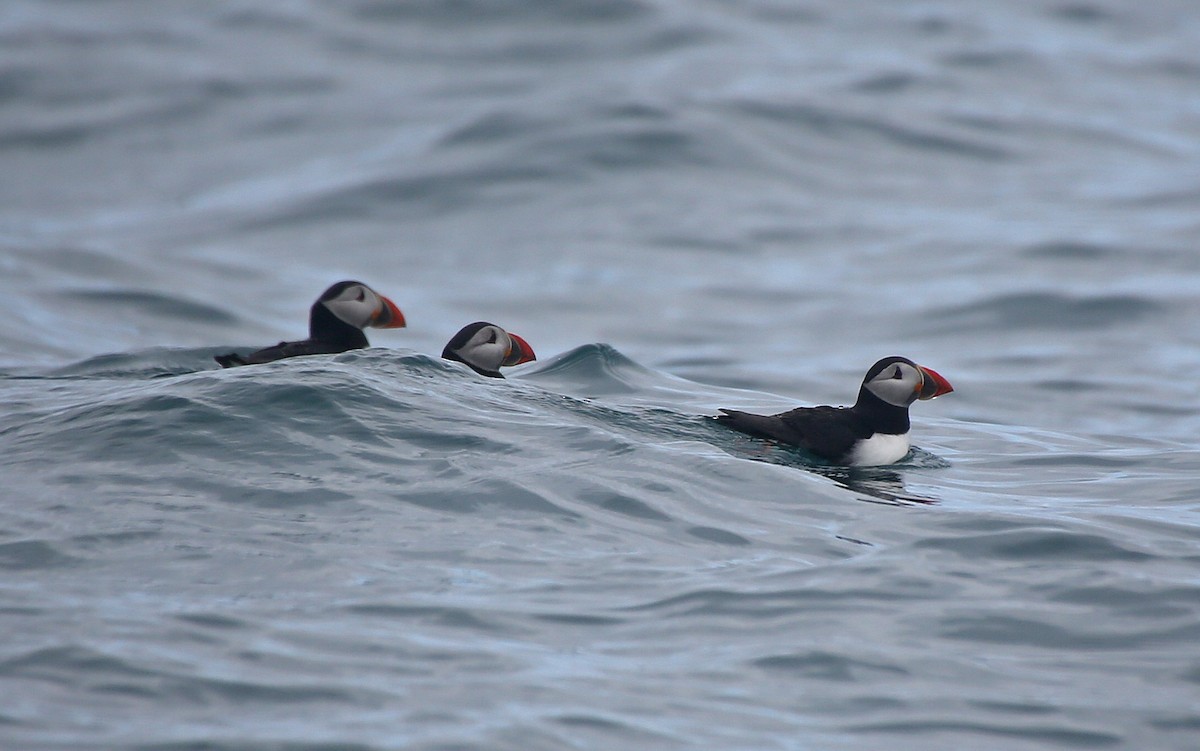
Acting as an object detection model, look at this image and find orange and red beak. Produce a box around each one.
[371,295,407,329]
[917,365,954,400]
[503,332,536,366]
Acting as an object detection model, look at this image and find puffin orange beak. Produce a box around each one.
[917,365,953,400]
[503,333,536,366]
[372,295,407,329]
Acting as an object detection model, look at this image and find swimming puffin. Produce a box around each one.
[441,322,536,378]
[715,356,953,466]
[214,280,406,367]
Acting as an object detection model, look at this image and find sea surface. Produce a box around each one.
[2,1,1199,749]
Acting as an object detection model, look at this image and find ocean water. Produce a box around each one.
[2,1,1200,749]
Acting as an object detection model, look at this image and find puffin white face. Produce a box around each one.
[321,283,381,329]
[321,283,406,330]
[452,324,513,373]
[864,360,926,407]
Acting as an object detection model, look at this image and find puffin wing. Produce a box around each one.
[716,409,812,445]
[717,406,868,463]
[215,339,347,368]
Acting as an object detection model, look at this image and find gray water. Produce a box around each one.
[2,1,1199,749]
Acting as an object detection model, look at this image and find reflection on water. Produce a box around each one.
[714,430,942,505]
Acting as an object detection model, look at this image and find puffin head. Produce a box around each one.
[318,280,406,330]
[862,356,953,408]
[442,322,536,378]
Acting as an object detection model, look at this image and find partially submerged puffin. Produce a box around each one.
[715,356,953,466]
[441,322,536,378]
[214,280,405,367]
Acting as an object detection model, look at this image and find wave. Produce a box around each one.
[0,344,967,526]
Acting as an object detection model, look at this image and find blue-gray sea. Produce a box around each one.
[3,2,1199,749]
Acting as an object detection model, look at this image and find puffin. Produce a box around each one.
[214,280,406,367]
[441,322,536,378]
[714,356,953,466]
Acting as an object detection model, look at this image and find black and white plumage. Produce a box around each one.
[441,322,536,379]
[214,280,406,368]
[715,356,953,466]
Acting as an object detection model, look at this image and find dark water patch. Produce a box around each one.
[845,718,1121,746]
[929,292,1166,331]
[1150,715,1200,730]
[12,246,150,284]
[915,529,1151,562]
[598,128,699,170]
[188,75,335,101]
[0,121,95,150]
[67,289,238,324]
[555,714,629,730]
[2,96,213,150]
[1156,58,1200,80]
[0,67,35,104]
[0,539,80,570]
[733,100,1011,160]
[0,645,157,682]
[175,612,250,630]
[944,113,1018,133]
[69,529,160,552]
[243,165,563,228]
[439,110,551,149]
[1022,241,1117,260]
[523,122,710,173]
[216,7,315,30]
[166,675,358,705]
[941,615,1200,650]
[625,584,928,618]
[583,490,672,521]
[970,699,1059,716]
[552,713,678,746]
[344,604,513,634]
[1052,3,1113,23]
[0,605,44,617]
[747,5,822,24]
[1043,584,1200,618]
[754,651,908,681]
[137,743,377,751]
[852,72,922,94]
[1118,401,1198,418]
[607,102,672,121]
[180,476,355,509]
[685,525,751,546]
[533,612,624,626]
[942,49,1034,69]
[351,0,649,25]
[1035,378,1106,393]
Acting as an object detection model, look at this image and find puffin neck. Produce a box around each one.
[309,302,369,347]
[851,387,911,435]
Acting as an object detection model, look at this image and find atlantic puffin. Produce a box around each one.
[214,280,406,367]
[441,322,536,378]
[715,356,953,466]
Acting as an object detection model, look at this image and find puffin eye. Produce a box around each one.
[486,330,498,344]
[355,289,365,302]
[892,367,903,379]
